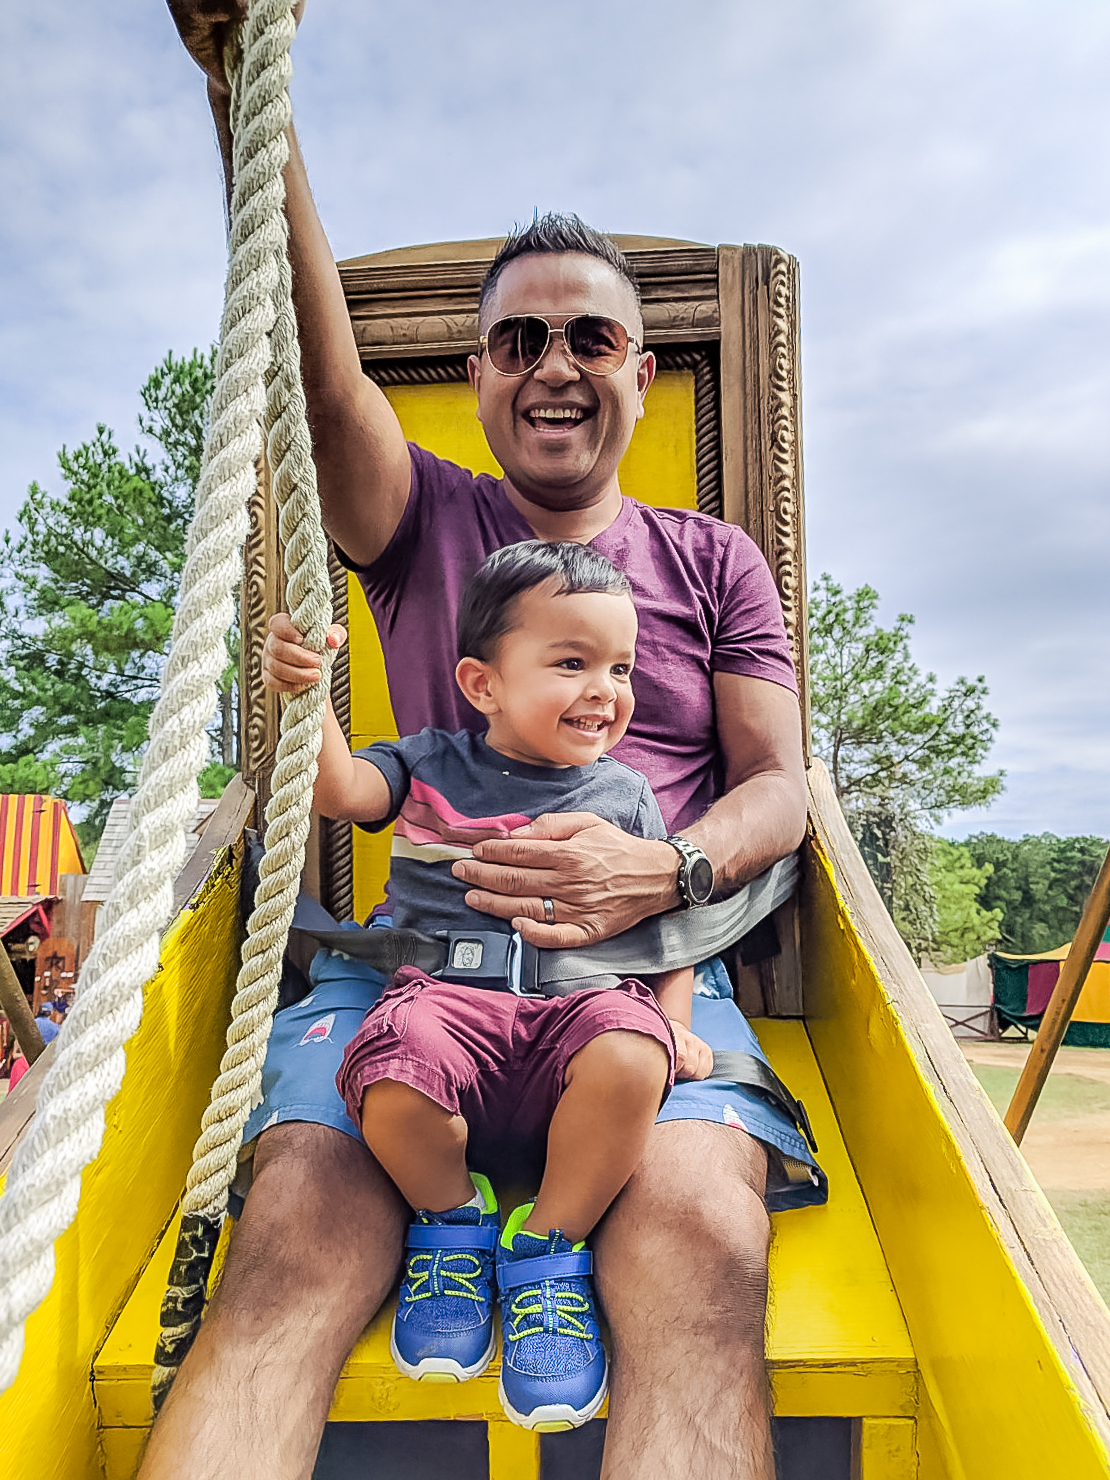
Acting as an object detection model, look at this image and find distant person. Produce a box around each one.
[35,1002,61,1046]
[6,1002,60,1092]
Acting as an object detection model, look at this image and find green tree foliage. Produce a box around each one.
[962,833,1108,954]
[0,349,234,828]
[809,574,1004,820]
[927,839,1003,964]
[809,573,1005,962]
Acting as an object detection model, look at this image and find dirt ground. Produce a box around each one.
[961,1040,1110,1300]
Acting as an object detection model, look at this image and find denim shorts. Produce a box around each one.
[243,927,827,1213]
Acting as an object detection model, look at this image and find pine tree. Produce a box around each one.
[0,349,235,829]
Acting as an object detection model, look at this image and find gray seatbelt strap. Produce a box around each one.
[289,853,799,990]
[709,1050,818,1153]
[537,853,799,987]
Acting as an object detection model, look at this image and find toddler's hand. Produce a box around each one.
[669,1021,713,1081]
[261,612,346,693]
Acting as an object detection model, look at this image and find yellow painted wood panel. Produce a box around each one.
[0,854,243,1480]
[487,1420,541,1479]
[856,1418,917,1478]
[98,1426,147,1480]
[803,842,1110,1479]
[347,372,698,917]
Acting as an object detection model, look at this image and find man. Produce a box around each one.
[151,6,817,1477]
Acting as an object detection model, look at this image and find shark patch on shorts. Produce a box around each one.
[299,1013,336,1046]
[723,1104,749,1131]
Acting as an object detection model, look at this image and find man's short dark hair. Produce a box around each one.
[478,213,641,329]
[457,540,633,662]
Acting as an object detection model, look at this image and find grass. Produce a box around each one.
[971,1064,1110,1305]
[1042,1191,1110,1302]
[970,1065,1110,1121]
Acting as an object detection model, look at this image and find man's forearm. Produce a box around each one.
[682,769,807,894]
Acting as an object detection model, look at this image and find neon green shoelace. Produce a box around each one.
[403,1250,486,1304]
[506,1285,593,1342]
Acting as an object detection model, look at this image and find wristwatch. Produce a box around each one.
[666,835,715,908]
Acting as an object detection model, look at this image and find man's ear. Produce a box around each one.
[466,354,484,422]
[455,655,499,713]
[635,350,656,422]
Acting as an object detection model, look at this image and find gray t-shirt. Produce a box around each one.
[356,728,666,937]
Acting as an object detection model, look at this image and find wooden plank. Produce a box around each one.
[1006,841,1110,1141]
[718,244,811,753]
[853,1418,916,1479]
[172,775,255,913]
[98,1425,146,1480]
[805,758,1110,1475]
[0,1040,56,1174]
[762,896,806,1017]
[487,1421,541,1480]
[0,941,46,1062]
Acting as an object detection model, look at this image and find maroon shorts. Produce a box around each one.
[336,967,675,1185]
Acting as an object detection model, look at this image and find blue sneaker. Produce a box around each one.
[390,1172,500,1382]
[496,1203,608,1430]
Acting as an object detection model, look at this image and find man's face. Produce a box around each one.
[467,253,655,511]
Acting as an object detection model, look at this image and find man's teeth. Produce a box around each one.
[530,408,585,422]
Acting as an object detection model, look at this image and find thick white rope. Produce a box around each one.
[0,0,325,1393]
[176,18,332,1226]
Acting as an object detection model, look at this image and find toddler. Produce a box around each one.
[280,540,708,1432]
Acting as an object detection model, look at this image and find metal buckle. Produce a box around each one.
[433,930,545,996]
[434,930,513,986]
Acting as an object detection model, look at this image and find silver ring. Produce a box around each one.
[542,897,556,925]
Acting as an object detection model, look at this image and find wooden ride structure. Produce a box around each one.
[2,238,1109,1480]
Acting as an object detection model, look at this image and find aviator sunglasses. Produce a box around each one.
[479,314,642,377]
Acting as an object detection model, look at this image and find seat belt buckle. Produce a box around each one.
[507,934,544,996]
[434,931,515,988]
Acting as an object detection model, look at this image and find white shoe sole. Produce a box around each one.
[498,1367,608,1431]
[390,1326,495,1383]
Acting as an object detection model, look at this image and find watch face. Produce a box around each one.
[689,855,714,904]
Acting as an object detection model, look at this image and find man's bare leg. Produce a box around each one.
[139,1122,407,1480]
[594,1120,772,1480]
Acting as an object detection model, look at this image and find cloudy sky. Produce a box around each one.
[2,0,1108,839]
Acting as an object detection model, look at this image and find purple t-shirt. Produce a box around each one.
[341,445,797,833]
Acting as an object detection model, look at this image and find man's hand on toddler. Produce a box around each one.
[454,812,682,948]
[261,612,347,693]
[670,1022,713,1081]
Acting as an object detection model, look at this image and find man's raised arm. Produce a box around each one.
[167,1,410,567]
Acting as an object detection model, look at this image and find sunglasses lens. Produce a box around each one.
[566,315,630,373]
[485,316,550,374]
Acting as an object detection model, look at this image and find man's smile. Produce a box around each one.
[521,404,594,433]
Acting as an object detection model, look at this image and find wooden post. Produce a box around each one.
[0,944,46,1065]
[1004,843,1110,1144]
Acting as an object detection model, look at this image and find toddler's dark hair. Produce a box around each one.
[457,541,632,662]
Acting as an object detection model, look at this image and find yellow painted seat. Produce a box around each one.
[93,1018,918,1479]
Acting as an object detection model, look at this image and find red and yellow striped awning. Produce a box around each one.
[0,795,86,896]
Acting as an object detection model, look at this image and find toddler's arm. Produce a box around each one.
[313,698,394,824]
[261,646,392,824]
[648,966,712,1081]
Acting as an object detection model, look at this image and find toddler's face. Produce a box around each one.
[463,580,638,769]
